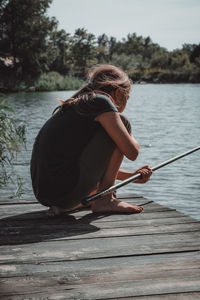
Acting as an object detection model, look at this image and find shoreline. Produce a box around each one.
[1,81,200,94]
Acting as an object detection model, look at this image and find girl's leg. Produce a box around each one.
[48,145,143,215]
[49,114,142,214]
[90,146,143,213]
[89,114,143,213]
[49,126,116,213]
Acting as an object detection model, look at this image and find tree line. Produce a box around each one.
[0,0,200,92]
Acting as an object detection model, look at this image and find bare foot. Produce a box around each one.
[47,203,86,216]
[91,196,143,214]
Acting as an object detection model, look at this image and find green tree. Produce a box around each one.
[110,53,139,71]
[48,29,72,75]
[168,50,190,70]
[150,51,169,69]
[116,33,158,57]
[70,28,97,78]
[96,33,109,63]
[182,43,200,64]
[107,36,118,60]
[189,44,200,64]
[0,0,57,82]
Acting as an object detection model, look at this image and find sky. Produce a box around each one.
[47,0,200,51]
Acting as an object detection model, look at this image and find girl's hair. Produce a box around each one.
[54,64,131,113]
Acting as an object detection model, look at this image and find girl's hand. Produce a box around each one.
[133,165,153,184]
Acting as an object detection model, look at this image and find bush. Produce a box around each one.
[128,69,144,82]
[189,67,200,83]
[35,72,85,91]
[110,53,139,71]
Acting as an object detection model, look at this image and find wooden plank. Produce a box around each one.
[0,202,178,220]
[0,198,164,212]
[2,262,200,287]
[1,215,198,232]
[0,210,189,236]
[1,274,200,299]
[92,216,198,227]
[0,231,200,264]
[1,250,199,278]
[1,221,200,245]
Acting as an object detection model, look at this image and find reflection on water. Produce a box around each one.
[2,84,200,220]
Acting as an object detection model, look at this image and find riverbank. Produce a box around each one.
[0,72,85,93]
[1,68,200,93]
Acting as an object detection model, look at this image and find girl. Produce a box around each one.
[31,64,152,215]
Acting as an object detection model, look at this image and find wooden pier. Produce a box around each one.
[0,194,200,299]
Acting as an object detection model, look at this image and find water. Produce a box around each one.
[1,84,200,220]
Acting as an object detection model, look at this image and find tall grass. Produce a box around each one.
[0,94,26,192]
[35,72,85,91]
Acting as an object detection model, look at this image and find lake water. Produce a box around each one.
[2,84,200,220]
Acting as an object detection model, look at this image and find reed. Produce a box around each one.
[35,72,84,91]
[0,95,26,188]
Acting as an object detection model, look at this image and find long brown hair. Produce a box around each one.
[54,64,131,113]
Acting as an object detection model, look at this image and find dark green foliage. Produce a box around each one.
[70,28,97,78]
[0,0,57,85]
[48,29,72,75]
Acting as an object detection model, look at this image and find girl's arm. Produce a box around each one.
[95,111,139,161]
[117,169,133,180]
[95,111,152,183]
[117,166,152,184]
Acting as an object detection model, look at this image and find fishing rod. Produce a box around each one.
[81,145,200,205]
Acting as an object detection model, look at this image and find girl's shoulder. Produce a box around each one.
[90,93,118,114]
[93,93,111,101]
[92,93,117,111]
[74,93,118,119]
